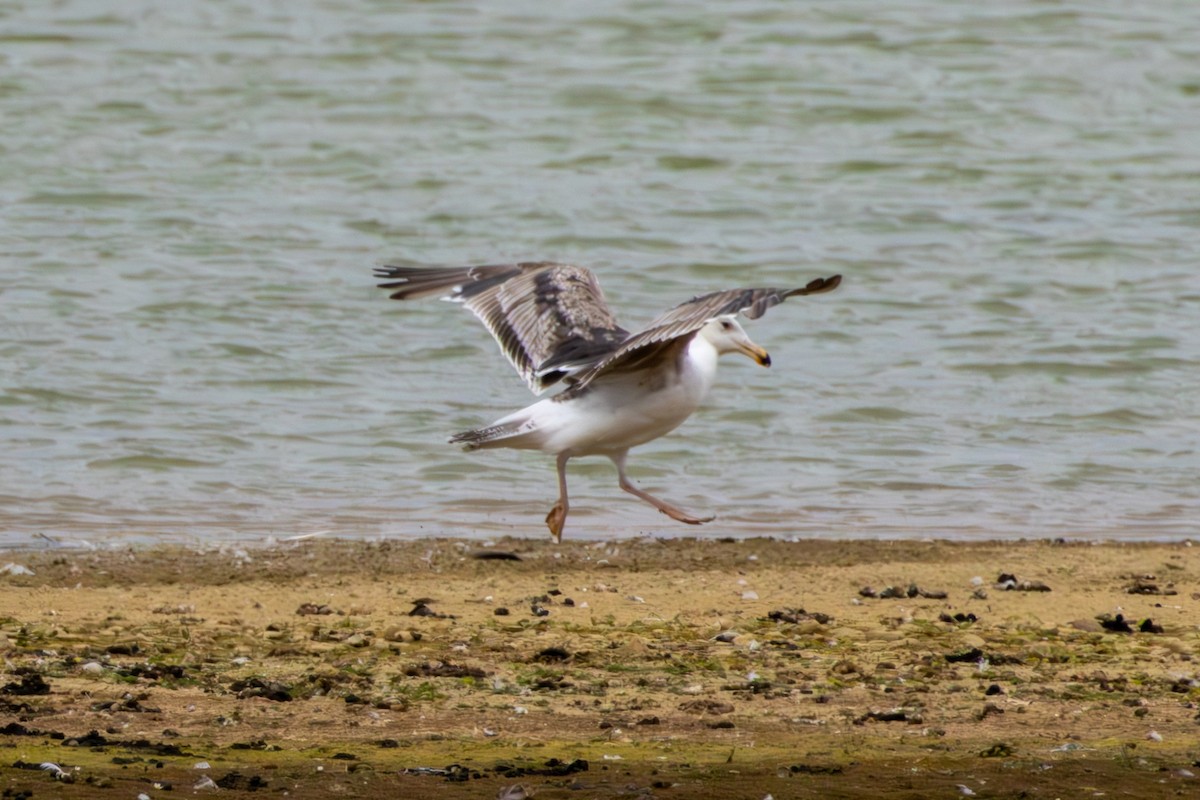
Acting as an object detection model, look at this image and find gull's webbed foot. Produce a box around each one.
[657,505,716,526]
[545,502,566,543]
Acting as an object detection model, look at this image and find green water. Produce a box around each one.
[2,1,1199,543]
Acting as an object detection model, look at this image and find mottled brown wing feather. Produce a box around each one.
[567,274,841,391]
[374,262,629,394]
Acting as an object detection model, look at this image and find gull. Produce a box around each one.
[375,262,841,542]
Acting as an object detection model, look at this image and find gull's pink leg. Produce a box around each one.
[544,452,571,543]
[610,451,715,525]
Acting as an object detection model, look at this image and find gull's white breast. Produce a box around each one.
[497,334,721,456]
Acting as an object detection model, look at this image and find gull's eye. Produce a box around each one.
[719,320,733,332]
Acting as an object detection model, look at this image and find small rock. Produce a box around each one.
[534,646,571,663]
[2,674,51,696]
[296,602,334,615]
[409,602,438,617]
[766,608,832,625]
[472,551,522,561]
[854,708,920,725]
[996,573,1051,592]
[1100,614,1134,634]
[980,742,1014,758]
[945,647,985,664]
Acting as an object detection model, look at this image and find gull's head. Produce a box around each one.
[700,316,771,367]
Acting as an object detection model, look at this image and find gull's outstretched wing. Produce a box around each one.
[374,262,630,394]
[566,274,842,391]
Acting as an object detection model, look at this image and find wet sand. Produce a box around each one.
[1,537,1197,798]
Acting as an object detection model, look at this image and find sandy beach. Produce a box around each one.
[1,536,1197,798]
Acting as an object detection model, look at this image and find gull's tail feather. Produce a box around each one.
[450,418,532,451]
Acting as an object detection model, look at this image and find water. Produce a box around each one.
[3,0,1199,546]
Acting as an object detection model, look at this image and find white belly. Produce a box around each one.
[556,381,700,453]
[522,337,720,455]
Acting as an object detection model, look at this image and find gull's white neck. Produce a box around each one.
[683,332,721,402]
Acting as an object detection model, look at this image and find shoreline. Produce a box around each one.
[2,536,1197,798]
[6,517,1197,553]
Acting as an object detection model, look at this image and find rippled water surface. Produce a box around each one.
[3,0,1200,545]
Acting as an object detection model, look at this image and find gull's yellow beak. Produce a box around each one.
[738,342,771,367]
